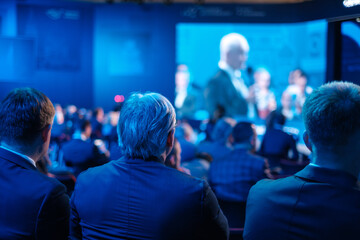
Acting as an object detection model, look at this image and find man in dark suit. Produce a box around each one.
[62,119,109,177]
[0,88,70,239]
[69,92,229,240]
[244,81,360,240]
[204,33,250,118]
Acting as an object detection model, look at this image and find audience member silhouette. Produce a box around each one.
[69,92,229,240]
[258,111,298,170]
[209,121,270,228]
[62,119,109,177]
[197,117,236,161]
[244,81,360,240]
[209,121,269,203]
[0,88,70,239]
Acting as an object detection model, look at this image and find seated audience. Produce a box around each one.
[182,152,213,180]
[279,91,295,120]
[283,69,313,118]
[244,81,360,240]
[258,111,299,170]
[175,122,197,162]
[91,107,105,139]
[0,88,69,239]
[62,119,109,177]
[69,92,229,240]
[208,122,270,228]
[209,122,269,203]
[247,68,277,119]
[197,117,236,161]
[165,137,191,175]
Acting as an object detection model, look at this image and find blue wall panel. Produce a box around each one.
[10,4,94,109]
[93,4,176,110]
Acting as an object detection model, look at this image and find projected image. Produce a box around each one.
[176,20,327,122]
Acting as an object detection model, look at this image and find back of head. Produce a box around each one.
[117,92,176,159]
[265,110,286,129]
[79,119,91,133]
[232,121,254,144]
[303,81,360,148]
[0,88,55,146]
[211,117,235,144]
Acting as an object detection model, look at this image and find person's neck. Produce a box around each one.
[1,142,40,162]
[233,142,250,149]
[313,148,359,178]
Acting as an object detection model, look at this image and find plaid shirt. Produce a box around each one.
[209,147,266,202]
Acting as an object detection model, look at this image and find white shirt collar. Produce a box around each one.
[0,146,36,167]
[219,61,241,79]
[219,60,248,98]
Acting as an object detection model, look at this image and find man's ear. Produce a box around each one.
[228,134,234,144]
[166,129,175,149]
[41,124,52,143]
[303,131,313,152]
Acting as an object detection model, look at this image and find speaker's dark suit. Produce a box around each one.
[0,147,70,240]
[70,156,229,240]
[244,164,360,240]
[204,69,248,117]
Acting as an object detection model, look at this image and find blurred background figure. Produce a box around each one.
[283,69,313,118]
[279,91,295,121]
[64,104,79,136]
[208,121,271,229]
[258,111,299,172]
[62,119,109,177]
[175,64,203,119]
[175,122,197,163]
[51,104,68,143]
[91,107,105,139]
[102,104,123,160]
[181,152,212,180]
[248,68,277,119]
[197,117,236,161]
[204,33,250,119]
[165,138,191,175]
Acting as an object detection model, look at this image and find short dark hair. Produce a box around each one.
[232,121,254,143]
[0,88,55,145]
[303,81,360,146]
[80,119,91,132]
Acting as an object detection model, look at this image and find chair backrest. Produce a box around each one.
[218,199,247,228]
[229,227,244,240]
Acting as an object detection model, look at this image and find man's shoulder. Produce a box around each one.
[77,159,115,179]
[32,169,67,193]
[208,69,229,84]
[63,139,92,149]
[227,149,265,164]
[3,162,67,199]
[250,175,302,195]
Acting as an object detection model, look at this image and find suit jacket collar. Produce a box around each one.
[0,147,38,171]
[295,164,357,188]
[122,156,164,165]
